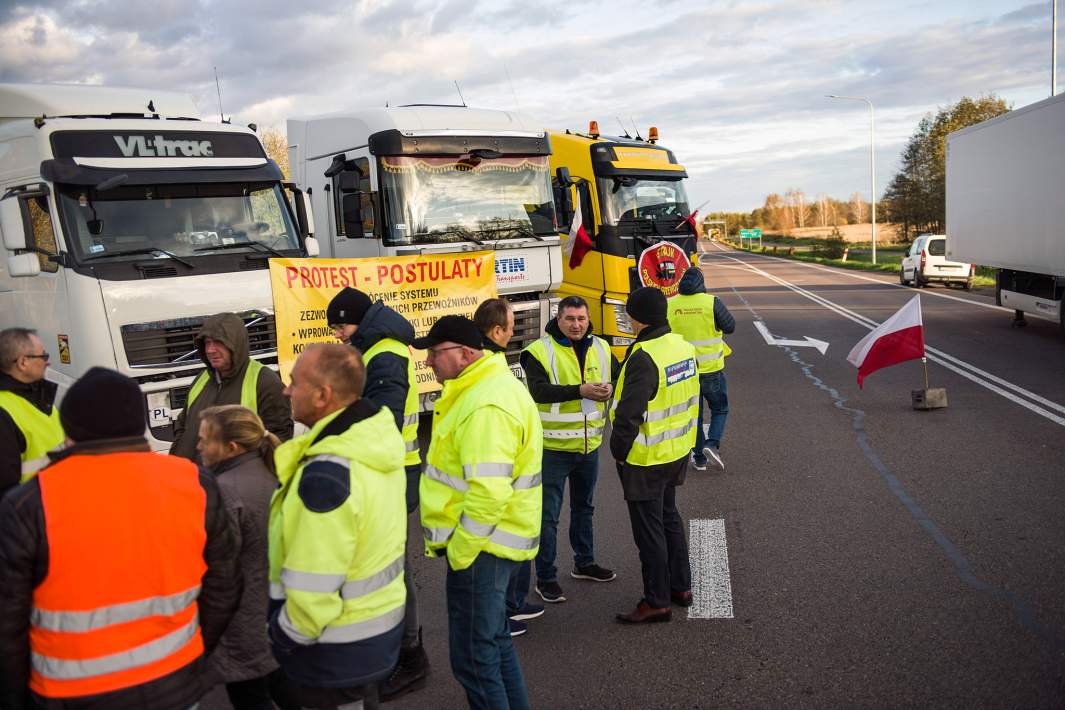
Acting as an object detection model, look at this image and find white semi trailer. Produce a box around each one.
[287,105,562,391]
[946,93,1065,335]
[0,84,316,448]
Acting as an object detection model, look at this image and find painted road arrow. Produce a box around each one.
[753,320,829,355]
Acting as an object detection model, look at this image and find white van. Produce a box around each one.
[900,234,974,289]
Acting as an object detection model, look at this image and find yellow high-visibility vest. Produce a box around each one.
[523,334,610,454]
[610,333,699,466]
[0,391,65,481]
[363,338,420,467]
[667,293,731,373]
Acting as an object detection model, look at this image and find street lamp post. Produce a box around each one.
[827,95,877,265]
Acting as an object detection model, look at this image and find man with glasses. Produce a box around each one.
[0,328,64,496]
[415,315,542,710]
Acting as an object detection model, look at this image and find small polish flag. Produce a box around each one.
[847,295,925,389]
[563,196,593,269]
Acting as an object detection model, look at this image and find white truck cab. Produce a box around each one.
[287,105,562,386]
[0,84,314,449]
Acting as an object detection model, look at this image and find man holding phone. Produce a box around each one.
[520,296,620,604]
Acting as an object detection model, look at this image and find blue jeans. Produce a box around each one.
[693,371,729,463]
[446,553,529,710]
[535,448,599,583]
[505,560,532,614]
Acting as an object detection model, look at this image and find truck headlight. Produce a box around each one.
[613,304,634,335]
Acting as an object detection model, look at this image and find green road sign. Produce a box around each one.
[739,228,762,239]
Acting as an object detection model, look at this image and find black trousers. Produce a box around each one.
[626,483,691,608]
[225,675,275,710]
[270,671,379,710]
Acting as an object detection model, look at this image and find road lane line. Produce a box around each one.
[689,518,733,620]
[700,242,1010,313]
[707,251,1065,427]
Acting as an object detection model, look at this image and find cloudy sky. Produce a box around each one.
[1,0,1058,212]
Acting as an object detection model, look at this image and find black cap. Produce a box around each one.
[626,286,668,327]
[61,367,146,442]
[327,288,372,326]
[411,315,484,350]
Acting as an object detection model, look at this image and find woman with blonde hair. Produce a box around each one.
[197,404,282,709]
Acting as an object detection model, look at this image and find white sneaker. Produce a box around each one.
[690,454,707,471]
[703,446,724,470]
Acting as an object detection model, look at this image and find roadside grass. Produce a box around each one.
[721,237,996,288]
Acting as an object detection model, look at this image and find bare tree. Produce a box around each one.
[850,192,865,224]
[261,128,290,180]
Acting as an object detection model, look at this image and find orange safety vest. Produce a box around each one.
[30,452,208,699]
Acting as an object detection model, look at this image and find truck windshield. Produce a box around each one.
[597,176,691,226]
[57,182,300,262]
[380,155,556,245]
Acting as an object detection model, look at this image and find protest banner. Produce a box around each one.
[269,252,497,389]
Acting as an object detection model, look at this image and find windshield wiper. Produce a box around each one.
[193,241,287,258]
[84,247,194,269]
[412,228,484,246]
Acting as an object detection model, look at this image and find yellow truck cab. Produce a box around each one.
[548,123,697,359]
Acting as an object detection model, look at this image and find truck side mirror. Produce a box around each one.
[0,196,27,250]
[303,235,320,257]
[341,193,363,235]
[7,252,42,277]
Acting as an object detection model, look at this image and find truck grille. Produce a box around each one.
[506,301,541,366]
[120,310,277,367]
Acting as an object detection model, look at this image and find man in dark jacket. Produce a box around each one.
[0,328,65,496]
[610,287,696,624]
[0,367,241,710]
[170,312,293,462]
[519,297,621,608]
[326,287,430,700]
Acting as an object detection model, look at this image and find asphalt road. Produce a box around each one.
[207,242,1065,709]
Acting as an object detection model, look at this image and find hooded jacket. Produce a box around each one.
[0,373,59,497]
[677,268,736,335]
[350,301,416,435]
[0,437,241,710]
[170,314,293,462]
[518,318,621,404]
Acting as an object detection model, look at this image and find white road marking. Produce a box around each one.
[752,320,830,354]
[689,518,734,620]
[702,248,1065,427]
[700,241,1011,313]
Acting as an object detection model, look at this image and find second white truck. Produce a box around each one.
[946,93,1065,334]
[287,105,562,378]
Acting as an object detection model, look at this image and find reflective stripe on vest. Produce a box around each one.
[523,334,610,453]
[30,453,207,698]
[0,391,65,482]
[667,293,731,373]
[610,333,699,467]
[363,338,421,467]
[186,359,263,413]
[279,603,405,645]
[276,554,404,601]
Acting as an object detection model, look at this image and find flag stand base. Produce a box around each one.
[911,357,947,409]
[912,388,948,410]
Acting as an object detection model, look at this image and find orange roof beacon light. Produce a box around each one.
[588,120,600,138]
[648,126,659,144]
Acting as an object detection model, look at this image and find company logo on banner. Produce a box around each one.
[269,252,497,390]
[637,241,691,297]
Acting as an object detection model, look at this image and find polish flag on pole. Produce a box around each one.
[847,295,925,388]
[563,196,593,269]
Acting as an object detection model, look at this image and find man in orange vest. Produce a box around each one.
[0,367,241,710]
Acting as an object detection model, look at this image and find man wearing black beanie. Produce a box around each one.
[0,367,240,709]
[609,287,697,624]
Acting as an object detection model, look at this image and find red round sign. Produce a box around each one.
[637,241,691,297]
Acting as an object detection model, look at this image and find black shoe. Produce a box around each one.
[570,564,617,582]
[535,580,567,603]
[379,633,430,701]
